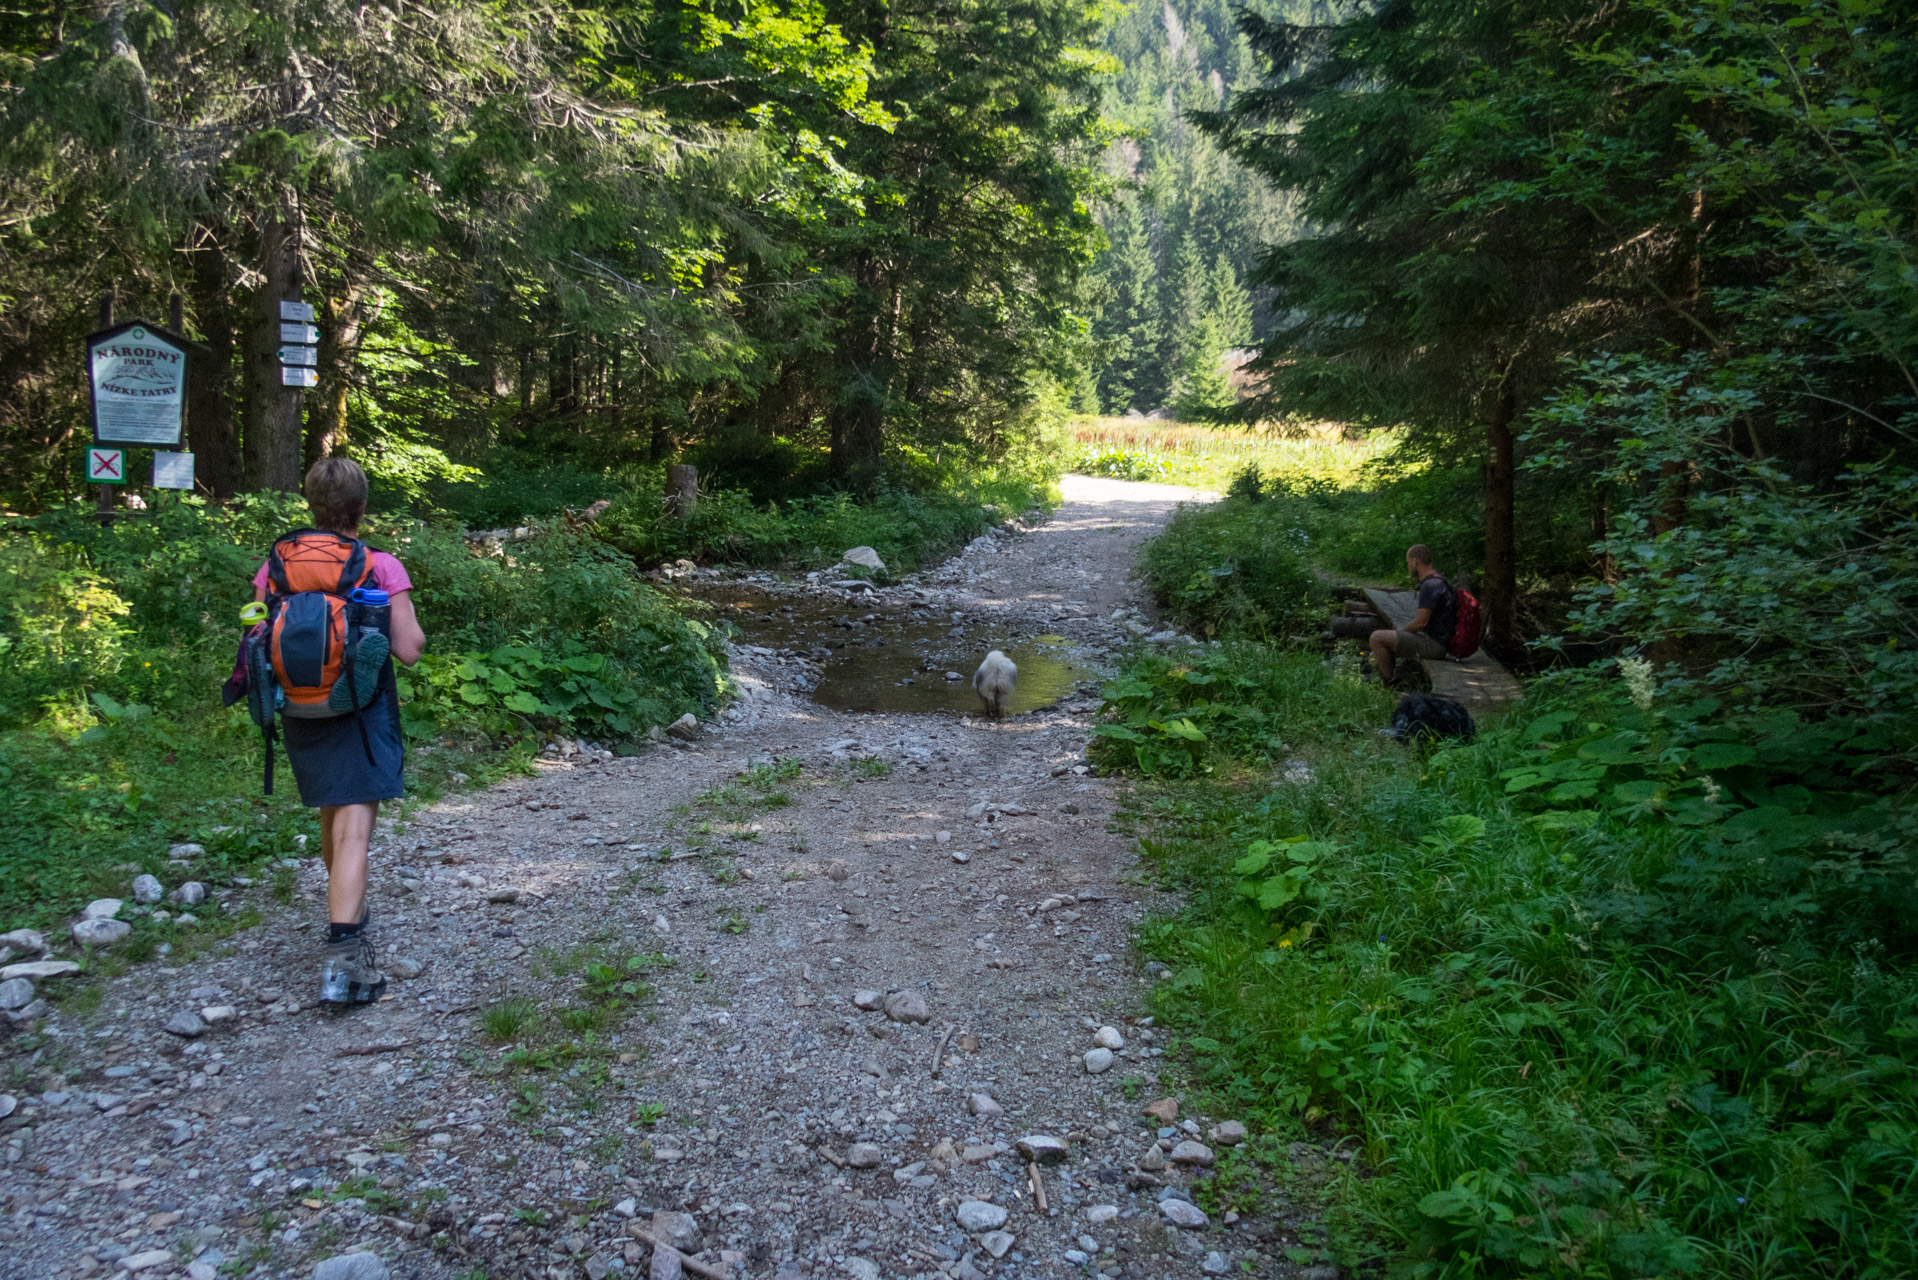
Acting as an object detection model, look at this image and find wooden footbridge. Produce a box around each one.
[1362,588,1523,713]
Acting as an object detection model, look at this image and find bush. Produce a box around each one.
[595,477,1051,575]
[0,493,726,930]
[1138,492,1318,638]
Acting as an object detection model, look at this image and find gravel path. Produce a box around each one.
[0,478,1339,1280]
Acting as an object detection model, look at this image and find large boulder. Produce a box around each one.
[841,546,886,572]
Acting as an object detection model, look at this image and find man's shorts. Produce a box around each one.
[1396,629,1448,661]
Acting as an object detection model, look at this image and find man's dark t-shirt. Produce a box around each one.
[1416,574,1457,644]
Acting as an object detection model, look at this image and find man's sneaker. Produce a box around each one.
[319,929,385,1005]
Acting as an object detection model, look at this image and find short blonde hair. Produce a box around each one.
[305,457,369,532]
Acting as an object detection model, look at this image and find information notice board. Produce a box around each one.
[85,321,188,447]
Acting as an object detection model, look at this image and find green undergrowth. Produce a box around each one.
[1111,646,1918,1278]
[594,474,1051,575]
[0,491,724,929]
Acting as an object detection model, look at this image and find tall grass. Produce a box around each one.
[1068,416,1392,492]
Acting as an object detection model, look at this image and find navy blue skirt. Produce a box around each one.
[282,669,406,808]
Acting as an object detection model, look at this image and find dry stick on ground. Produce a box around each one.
[1028,1161,1049,1213]
[625,1232,731,1280]
[334,1040,410,1056]
[930,1022,957,1078]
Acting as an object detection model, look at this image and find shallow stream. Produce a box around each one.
[689,587,1095,716]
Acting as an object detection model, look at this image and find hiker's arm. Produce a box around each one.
[388,590,426,666]
[1411,607,1431,631]
[254,585,266,604]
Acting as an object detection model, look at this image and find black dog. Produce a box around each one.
[1385,693,1476,745]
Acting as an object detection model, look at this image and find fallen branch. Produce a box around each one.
[818,1146,847,1168]
[335,1040,410,1056]
[625,1230,733,1280]
[930,1023,957,1078]
[1028,1161,1049,1213]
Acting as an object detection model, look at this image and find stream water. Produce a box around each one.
[690,587,1095,716]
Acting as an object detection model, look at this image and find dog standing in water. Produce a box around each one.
[973,650,1017,717]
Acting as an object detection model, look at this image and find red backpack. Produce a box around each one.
[1446,582,1482,660]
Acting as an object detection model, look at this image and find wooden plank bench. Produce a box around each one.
[1362,588,1523,713]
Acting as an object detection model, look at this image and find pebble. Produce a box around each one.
[1135,1144,1166,1172]
[188,1263,218,1280]
[1016,1134,1068,1165]
[1202,1252,1231,1274]
[168,842,205,859]
[0,1096,14,1120]
[73,918,131,946]
[956,1201,1009,1231]
[0,929,47,953]
[1210,1120,1248,1146]
[1085,1205,1119,1224]
[388,957,425,980]
[852,990,884,1011]
[163,1011,206,1038]
[171,881,207,906]
[487,888,520,904]
[1160,1200,1209,1229]
[1064,1251,1089,1265]
[131,874,164,903]
[122,1250,174,1272]
[1143,1097,1178,1124]
[202,1004,238,1024]
[883,989,930,1023]
[847,1143,883,1168]
[980,1232,1015,1260]
[1083,1047,1114,1074]
[1092,1025,1125,1050]
[844,1260,881,1280]
[650,1246,684,1280]
[0,978,33,1010]
[666,713,700,741]
[935,831,951,844]
[615,1198,638,1218]
[651,1210,701,1252]
[1170,1140,1215,1166]
[82,897,123,919]
[952,850,971,864]
[312,1254,389,1280]
[968,1093,1003,1118]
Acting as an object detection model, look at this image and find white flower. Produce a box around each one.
[1619,656,1656,711]
[1701,775,1722,805]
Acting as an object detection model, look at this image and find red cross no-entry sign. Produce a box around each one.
[86,447,126,483]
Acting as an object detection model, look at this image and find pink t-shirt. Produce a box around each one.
[252,549,413,596]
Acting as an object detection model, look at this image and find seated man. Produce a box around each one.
[1369,544,1456,684]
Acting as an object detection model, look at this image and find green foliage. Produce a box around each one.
[1137,494,1317,638]
[1531,354,1918,720]
[595,477,1051,575]
[1090,647,1390,776]
[1126,655,1918,1277]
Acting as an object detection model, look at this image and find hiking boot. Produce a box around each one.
[318,928,385,1005]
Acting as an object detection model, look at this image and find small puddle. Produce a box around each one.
[688,588,1093,716]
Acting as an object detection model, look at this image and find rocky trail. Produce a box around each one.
[0,478,1343,1280]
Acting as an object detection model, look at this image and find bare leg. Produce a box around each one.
[318,801,377,925]
[1369,629,1400,684]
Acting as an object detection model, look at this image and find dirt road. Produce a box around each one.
[0,478,1330,1280]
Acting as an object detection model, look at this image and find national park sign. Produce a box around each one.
[86,321,188,447]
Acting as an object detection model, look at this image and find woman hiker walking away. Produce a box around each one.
[252,457,426,1004]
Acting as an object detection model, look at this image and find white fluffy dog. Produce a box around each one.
[972,650,1017,717]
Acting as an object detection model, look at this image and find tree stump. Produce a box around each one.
[666,464,698,519]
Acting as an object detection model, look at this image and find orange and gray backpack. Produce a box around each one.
[239,530,392,794]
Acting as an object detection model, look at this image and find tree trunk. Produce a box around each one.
[241,216,306,492]
[185,229,243,498]
[1482,366,1518,642]
[307,282,367,469]
[665,464,698,519]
